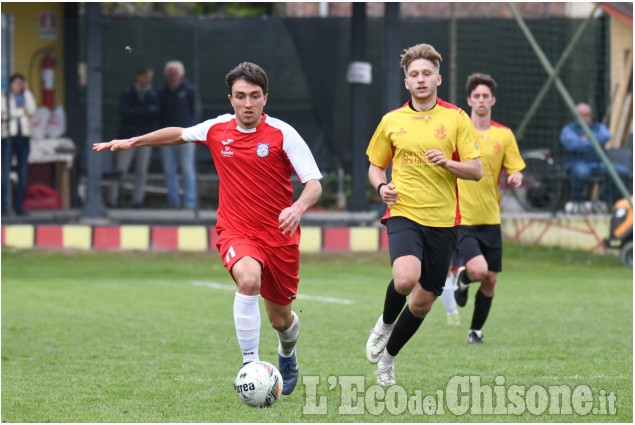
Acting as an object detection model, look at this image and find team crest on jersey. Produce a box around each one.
[493,141,501,154]
[257,143,270,158]
[434,124,447,140]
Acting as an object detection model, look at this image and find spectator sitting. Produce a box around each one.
[559,103,630,213]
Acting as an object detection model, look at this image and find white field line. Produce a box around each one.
[189,280,355,305]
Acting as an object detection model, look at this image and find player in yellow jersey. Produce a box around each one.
[452,73,526,344]
[365,43,483,386]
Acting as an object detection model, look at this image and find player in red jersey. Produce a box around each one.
[94,62,323,396]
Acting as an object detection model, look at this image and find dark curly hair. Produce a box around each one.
[225,62,269,95]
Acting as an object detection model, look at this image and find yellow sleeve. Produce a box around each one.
[503,131,526,174]
[456,111,480,161]
[366,116,395,168]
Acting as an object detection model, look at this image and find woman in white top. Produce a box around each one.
[2,73,37,215]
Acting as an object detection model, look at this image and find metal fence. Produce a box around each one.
[76,14,616,210]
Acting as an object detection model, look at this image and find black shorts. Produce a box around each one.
[386,217,457,296]
[453,224,503,272]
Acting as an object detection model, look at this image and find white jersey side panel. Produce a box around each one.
[266,116,323,184]
[181,114,234,142]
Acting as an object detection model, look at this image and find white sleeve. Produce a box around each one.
[181,114,233,143]
[278,121,323,184]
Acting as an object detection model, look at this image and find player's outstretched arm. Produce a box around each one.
[92,127,187,152]
[278,179,322,237]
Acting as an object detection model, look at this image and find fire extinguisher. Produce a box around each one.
[41,50,55,109]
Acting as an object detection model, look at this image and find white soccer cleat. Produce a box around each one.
[366,315,392,364]
[374,361,396,386]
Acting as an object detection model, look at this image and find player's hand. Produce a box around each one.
[278,205,303,237]
[93,139,133,152]
[507,171,523,188]
[425,149,448,168]
[379,183,399,206]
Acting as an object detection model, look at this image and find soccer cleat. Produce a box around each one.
[366,315,392,364]
[279,350,299,395]
[467,329,484,344]
[453,266,470,307]
[374,362,396,386]
[446,311,460,326]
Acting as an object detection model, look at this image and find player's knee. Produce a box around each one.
[409,302,431,318]
[468,267,488,283]
[269,314,290,332]
[394,274,419,295]
[236,275,261,296]
[482,273,497,290]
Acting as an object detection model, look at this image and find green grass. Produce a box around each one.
[1,245,632,422]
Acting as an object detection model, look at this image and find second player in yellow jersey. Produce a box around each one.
[451,73,526,345]
[458,121,525,225]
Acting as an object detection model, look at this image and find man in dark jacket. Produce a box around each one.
[158,60,199,209]
[109,67,160,208]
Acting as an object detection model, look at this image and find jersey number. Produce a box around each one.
[225,246,236,264]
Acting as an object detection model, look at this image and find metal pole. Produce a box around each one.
[192,17,200,220]
[3,13,14,215]
[383,2,401,112]
[449,3,457,105]
[350,2,368,211]
[81,2,107,218]
[508,3,632,207]
[63,3,80,208]
[515,3,599,140]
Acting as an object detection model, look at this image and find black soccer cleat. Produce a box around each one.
[453,267,469,307]
[467,330,484,344]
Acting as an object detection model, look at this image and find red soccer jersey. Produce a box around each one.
[181,113,322,246]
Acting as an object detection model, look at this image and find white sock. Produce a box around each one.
[380,315,395,334]
[379,350,395,365]
[234,292,260,364]
[440,275,458,315]
[277,311,300,358]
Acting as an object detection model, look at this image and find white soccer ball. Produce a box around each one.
[234,361,283,408]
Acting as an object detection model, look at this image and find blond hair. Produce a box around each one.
[400,43,442,74]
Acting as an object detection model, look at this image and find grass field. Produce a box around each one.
[1,244,632,422]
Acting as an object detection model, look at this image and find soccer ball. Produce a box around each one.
[233,361,283,408]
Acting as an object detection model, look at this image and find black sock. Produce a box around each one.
[459,268,472,284]
[470,289,493,330]
[386,306,424,356]
[383,279,406,325]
